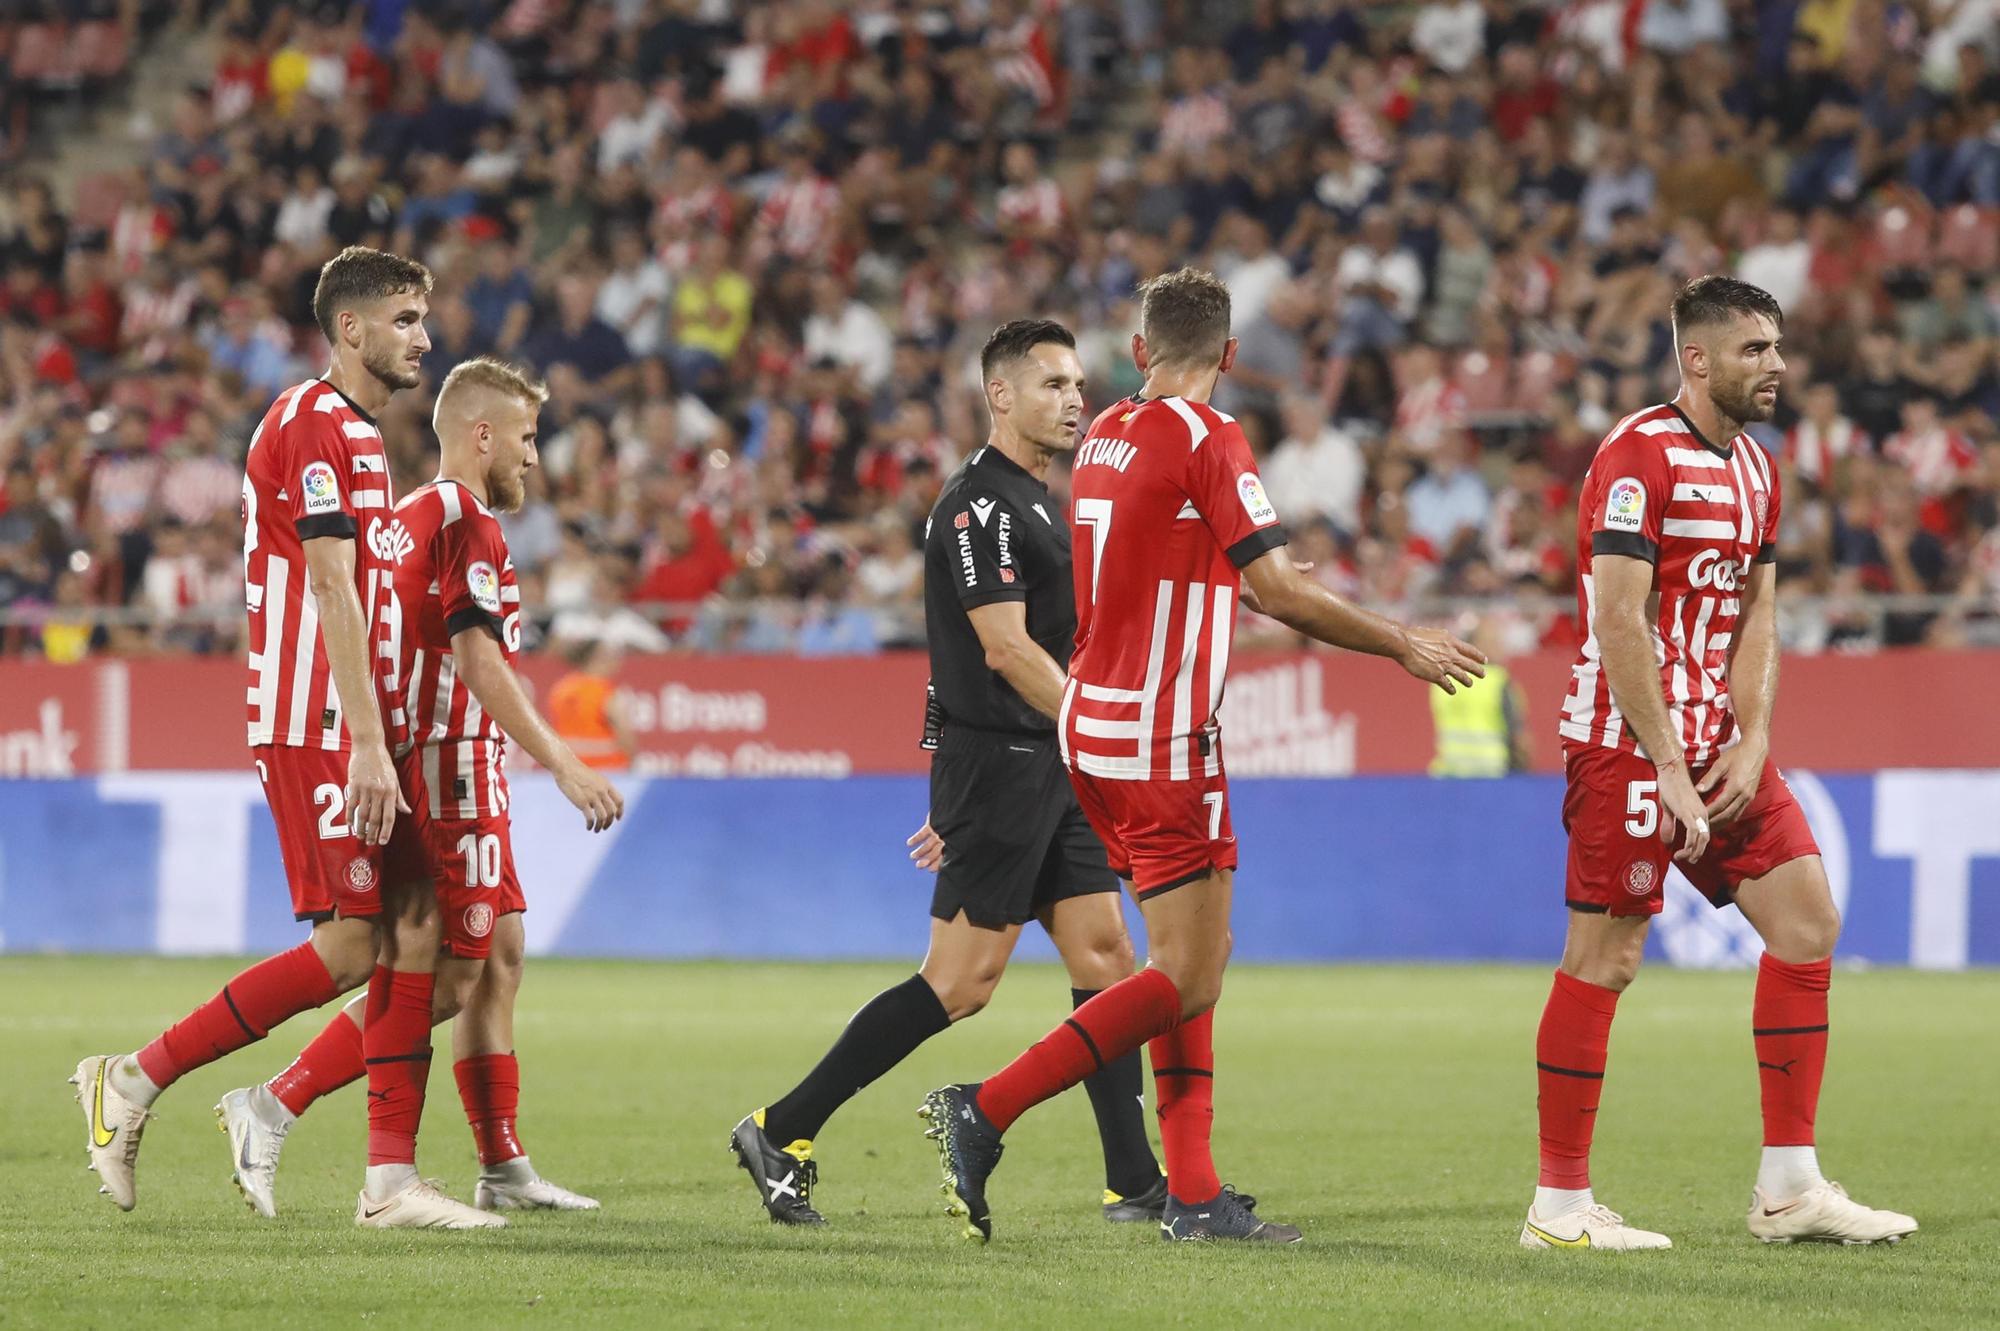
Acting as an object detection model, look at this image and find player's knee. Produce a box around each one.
[1068,932,1137,989]
[314,919,381,991]
[928,968,1002,1022]
[432,964,481,1022]
[1766,903,1841,964]
[1175,968,1224,1019]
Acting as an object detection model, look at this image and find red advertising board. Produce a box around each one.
[1,649,1996,776]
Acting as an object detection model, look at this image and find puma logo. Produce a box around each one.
[1758,1059,1798,1077]
[367,1089,390,1101]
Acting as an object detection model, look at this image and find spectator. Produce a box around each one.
[1404,431,1491,559]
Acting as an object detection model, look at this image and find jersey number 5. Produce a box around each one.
[1624,780,1659,838]
[1075,497,1112,607]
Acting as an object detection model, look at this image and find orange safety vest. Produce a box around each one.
[548,672,629,771]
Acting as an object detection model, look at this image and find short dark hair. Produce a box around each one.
[312,246,434,341]
[980,318,1076,381]
[1137,267,1232,369]
[1671,275,1783,338]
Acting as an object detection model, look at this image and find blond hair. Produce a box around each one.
[436,356,549,413]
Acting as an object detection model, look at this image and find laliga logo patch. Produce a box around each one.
[463,902,494,939]
[346,857,377,891]
[301,461,341,515]
[467,560,501,614]
[1624,861,1658,896]
[1604,477,1645,532]
[1237,473,1277,526]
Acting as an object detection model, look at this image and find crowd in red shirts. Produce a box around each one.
[1,0,1996,659]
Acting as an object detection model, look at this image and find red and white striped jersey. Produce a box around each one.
[242,378,396,749]
[1560,403,1782,764]
[1061,396,1290,782]
[386,479,521,820]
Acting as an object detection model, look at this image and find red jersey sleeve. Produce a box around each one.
[283,411,360,541]
[1586,431,1671,564]
[1755,446,1782,564]
[436,505,509,641]
[1178,401,1289,568]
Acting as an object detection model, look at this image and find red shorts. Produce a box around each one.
[1068,766,1238,894]
[254,744,427,923]
[408,807,525,959]
[1561,743,1821,917]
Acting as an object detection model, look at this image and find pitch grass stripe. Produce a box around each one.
[1752,1024,1830,1036]
[1536,1060,1605,1080]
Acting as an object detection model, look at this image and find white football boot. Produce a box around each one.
[71,1056,150,1211]
[355,1177,507,1229]
[475,1159,601,1212]
[216,1086,292,1218]
[1747,1182,1917,1245]
[1520,1202,1673,1250]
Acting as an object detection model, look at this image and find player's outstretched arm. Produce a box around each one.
[303,534,408,845]
[966,600,1066,720]
[451,626,625,832]
[1591,553,1709,861]
[1239,547,1486,692]
[1699,559,1778,826]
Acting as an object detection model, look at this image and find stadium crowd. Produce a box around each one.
[1,0,1998,661]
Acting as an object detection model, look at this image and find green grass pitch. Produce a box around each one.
[3,958,1994,1328]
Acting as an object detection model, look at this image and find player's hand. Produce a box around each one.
[555,759,624,832]
[1696,739,1765,828]
[1656,757,1711,864]
[345,741,408,846]
[1239,561,1313,616]
[906,816,945,873]
[1396,625,1487,693]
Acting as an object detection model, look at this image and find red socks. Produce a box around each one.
[977,968,1183,1132]
[363,966,435,1167]
[1753,954,1831,1146]
[1535,968,1620,1189]
[1150,1008,1219,1203]
[136,941,339,1090]
[455,1053,525,1165]
[267,1009,365,1116]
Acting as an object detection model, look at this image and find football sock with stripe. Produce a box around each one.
[1073,988,1164,1199]
[1149,1007,1219,1203]
[132,941,340,1098]
[1753,953,1831,1198]
[267,999,365,1117]
[363,965,434,1171]
[977,967,1182,1133]
[456,1053,525,1165]
[1535,968,1619,1191]
[762,973,950,1148]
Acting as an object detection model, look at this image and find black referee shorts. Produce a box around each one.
[927,726,1119,929]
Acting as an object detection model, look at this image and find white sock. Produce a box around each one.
[250,1084,297,1130]
[364,1163,419,1201]
[1757,1146,1825,1201]
[1533,1186,1593,1220]
[110,1055,162,1108]
[481,1155,535,1184]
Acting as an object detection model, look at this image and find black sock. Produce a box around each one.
[762,974,951,1146]
[1073,987,1163,1197]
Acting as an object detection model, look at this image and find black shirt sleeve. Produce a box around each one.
[939,492,1029,608]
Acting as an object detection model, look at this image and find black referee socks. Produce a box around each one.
[762,974,952,1147]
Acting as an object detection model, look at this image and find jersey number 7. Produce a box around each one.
[1075,498,1112,608]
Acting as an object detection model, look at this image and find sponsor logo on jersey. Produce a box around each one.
[956,526,977,587]
[1032,502,1051,524]
[463,902,494,939]
[970,498,996,527]
[346,856,377,891]
[1604,477,1645,532]
[1237,473,1277,526]
[996,510,1013,566]
[1000,567,1015,583]
[1624,861,1658,896]
[301,461,341,515]
[369,517,415,565]
[954,510,970,530]
[1688,547,1747,591]
[467,560,501,614]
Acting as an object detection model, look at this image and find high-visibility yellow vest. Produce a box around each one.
[1429,664,1512,777]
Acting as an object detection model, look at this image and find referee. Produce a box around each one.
[731,320,1164,1227]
